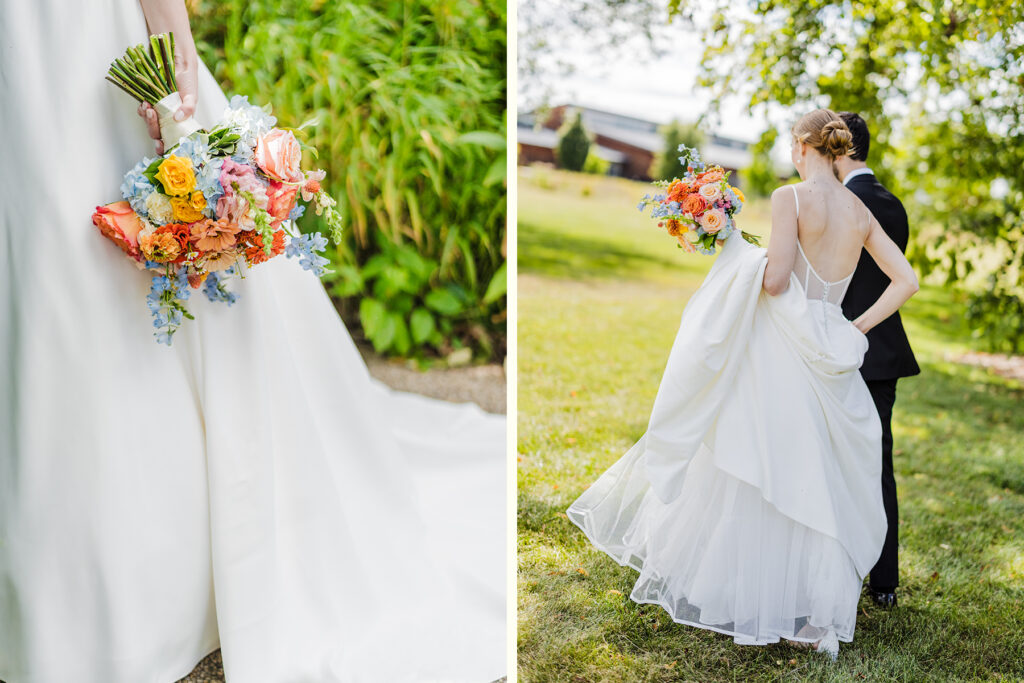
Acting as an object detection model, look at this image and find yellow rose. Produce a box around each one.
[139,232,182,263]
[171,191,207,223]
[731,186,746,203]
[155,155,196,197]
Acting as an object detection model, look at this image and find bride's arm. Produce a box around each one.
[137,0,199,154]
[762,186,799,295]
[853,214,919,333]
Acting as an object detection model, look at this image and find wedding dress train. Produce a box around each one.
[568,227,886,650]
[0,2,505,682]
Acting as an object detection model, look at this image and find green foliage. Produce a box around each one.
[190,0,507,360]
[742,128,779,197]
[519,169,1024,682]
[581,151,610,175]
[556,113,591,172]
[651,119,704,180]
[667,0,1024,351]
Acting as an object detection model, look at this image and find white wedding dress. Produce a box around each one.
[0,2,505,682]
[568,206,886,650]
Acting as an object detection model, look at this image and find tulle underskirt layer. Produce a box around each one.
[568,444,863,645]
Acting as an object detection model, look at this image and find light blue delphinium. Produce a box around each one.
[121,157,156,217]
[202,270,239,306]
[288,204,305,221]
[285,232,330,277]
[677,144,705,172]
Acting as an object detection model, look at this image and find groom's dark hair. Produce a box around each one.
[838,112,870,162]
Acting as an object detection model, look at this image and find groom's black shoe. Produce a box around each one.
[867,587,897,608]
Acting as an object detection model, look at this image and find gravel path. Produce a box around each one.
[175,350,505,682]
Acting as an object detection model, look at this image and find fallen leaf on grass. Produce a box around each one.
[576,567,589,577]
[607,589,622,596]
[940,543,951,550]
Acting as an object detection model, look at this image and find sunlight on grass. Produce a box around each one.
[517,167,1024,682]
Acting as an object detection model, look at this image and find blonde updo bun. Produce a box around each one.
[792,109,853,159]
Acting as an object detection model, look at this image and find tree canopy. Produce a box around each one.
[669,0,1024,350]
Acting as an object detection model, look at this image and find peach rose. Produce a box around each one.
[698,182,722,202]
[254,129,304,183]
[699,208,727,234]
[190,218,241,252]
[680,194,707,217]
[216,194,255,230]
[700,169,725,184]
[266,181,299,226]
[92,201,146,261]
[154,155,196,197]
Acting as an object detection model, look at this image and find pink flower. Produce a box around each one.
[254,129,304,183]
[219,159,266,205]
[215,194,255,230]
[266,181,299,227]
[301,169,326,201]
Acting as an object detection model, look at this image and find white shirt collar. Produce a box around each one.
[842,167,874,186]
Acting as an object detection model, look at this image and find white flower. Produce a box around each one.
[698,182,722,202]
[144,192,174,226]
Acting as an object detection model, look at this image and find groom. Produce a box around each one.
[835,112,920,608]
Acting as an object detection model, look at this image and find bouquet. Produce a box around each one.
[92,33,343,345]
[637,145,759,255]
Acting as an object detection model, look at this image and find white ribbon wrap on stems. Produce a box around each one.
[154,91,202,147]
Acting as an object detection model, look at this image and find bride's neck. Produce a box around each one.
[800,156,839,183]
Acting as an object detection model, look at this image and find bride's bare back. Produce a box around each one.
[792,179,870,283]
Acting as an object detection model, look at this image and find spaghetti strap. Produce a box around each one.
[790,184,799,218]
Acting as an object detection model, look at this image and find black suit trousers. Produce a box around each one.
[865,378,899,591]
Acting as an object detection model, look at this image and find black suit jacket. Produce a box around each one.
[841,173,920,381]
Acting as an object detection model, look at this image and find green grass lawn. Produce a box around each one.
[516,167,1024,682]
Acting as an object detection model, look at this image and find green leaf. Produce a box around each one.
[483,261,507,304]
[425,287,464,316]
[391,313,411,355]
[410,307,436,344]
[483,153,506,187]
[359,297,387,338]
[456,131,506,149]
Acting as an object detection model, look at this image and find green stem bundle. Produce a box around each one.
[105,32,178,105]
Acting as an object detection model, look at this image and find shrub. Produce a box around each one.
[556,113,590,172]
[190,0,507,361]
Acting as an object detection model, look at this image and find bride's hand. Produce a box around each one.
[135,58,198,156]
[136,0,200,155]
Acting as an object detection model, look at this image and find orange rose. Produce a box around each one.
[680,194,707,217]
[265,181,299,226]
[92,201,145,261]
[254,129,304,183]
